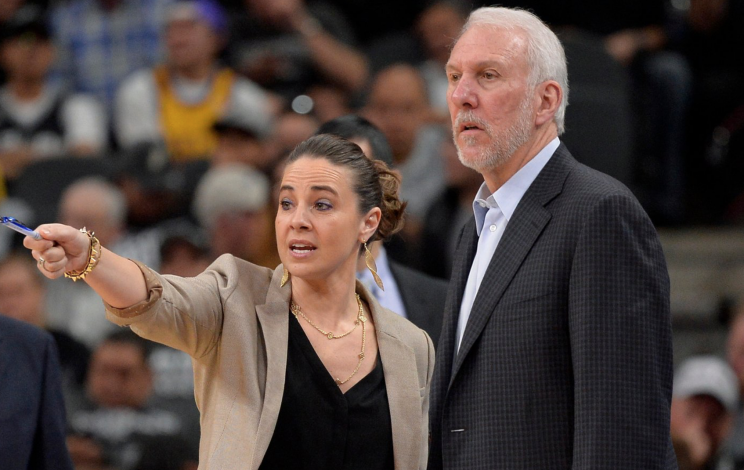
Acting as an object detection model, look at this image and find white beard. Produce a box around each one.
[453,96,534,173]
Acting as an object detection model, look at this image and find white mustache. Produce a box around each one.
[454,112,491,134]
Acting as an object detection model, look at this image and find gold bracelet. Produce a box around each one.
[64,228,102,282]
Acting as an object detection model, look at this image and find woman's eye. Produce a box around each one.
[315,201,332,211]
[280,200,292,210]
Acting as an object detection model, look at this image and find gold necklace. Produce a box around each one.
[290,294,364,340]
[291,294,368,385]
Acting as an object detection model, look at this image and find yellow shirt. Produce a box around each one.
[155,67,235,161]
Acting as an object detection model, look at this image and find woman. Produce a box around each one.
[24,134,434,469]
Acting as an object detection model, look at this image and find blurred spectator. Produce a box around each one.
[315,114,448,346]
[0,252,90,409]
[265,110,320,171]
[192,163,279,268]
[227,0,368,102]
[158,220,211,277]
[415,1,468,118]
[419,134,483,280]
[726,307,744,468]
[133,435,198,470]
[305,83,352,124]
[680,0,744,223]
[45,177,162,348]
[0,9,106,183]
[0,315,74,470]
[211,111,272,172]
[67,330,194,470]
[50,0,175,114]
[363,63,446,223]
[114,142,204,228]
[114,0,275,161]
[671,355,739,470]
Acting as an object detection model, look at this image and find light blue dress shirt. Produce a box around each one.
[357,246,407,319]
[455,138,561,353]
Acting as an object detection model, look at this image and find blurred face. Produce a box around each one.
[364,66,430,162]
[446,25,535,172]
[87,342,152,408]
[417,3,466,65]
[0,35,54,82]
[166,19,220,70]
[0,258,44,326]
[59,187,122,246]
[670,395,733,464]
[276,157,378,282]
[213,131,266,169]
[727,315,744,395]
[210,209,273,264]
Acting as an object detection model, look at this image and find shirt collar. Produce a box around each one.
[472,137,560,235]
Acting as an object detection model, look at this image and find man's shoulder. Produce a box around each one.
[0,315,53,348]
[389,261,448,293]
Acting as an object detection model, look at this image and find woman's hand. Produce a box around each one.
[23,223,90,279]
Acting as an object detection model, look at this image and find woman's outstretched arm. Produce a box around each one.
[24,223,146,309]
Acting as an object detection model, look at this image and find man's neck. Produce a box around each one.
[482,126,557,194]
[171,62,215,82]
[8,79,45,102]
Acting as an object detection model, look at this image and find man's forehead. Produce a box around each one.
[449,25,527,64]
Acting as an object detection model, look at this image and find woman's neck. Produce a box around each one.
[290,271,359,328]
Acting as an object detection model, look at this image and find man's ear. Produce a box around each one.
[534,80,562,128]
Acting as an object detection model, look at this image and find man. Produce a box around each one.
[0,314,74,470]
[670,355,739,470]
[315,114,448,345]
[114,0,275,161]
[46,177,161,348]
[726,306,744,467]
[0,253,90,407]
[428,7,676,469]
[67,330,196,470]
[363,64,446,223]
[0,9,106,182]
[192,163,279,268]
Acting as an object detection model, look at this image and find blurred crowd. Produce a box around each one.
[0,0,743,468]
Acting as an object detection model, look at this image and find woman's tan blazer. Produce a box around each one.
[105,254,435,470]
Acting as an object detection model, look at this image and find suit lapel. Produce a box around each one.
[449,146,573,383]
[251,265,291,470]
[436,220,478,386]
[360,283,421,470]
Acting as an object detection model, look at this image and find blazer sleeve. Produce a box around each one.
[104,255,240,358]
[421,330,435,469]
[568,193,675,469]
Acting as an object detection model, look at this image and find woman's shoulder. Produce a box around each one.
[203,254,277,295]
[375,306,432,353]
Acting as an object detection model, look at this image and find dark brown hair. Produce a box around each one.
[286,134,406,243]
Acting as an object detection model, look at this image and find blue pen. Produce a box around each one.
[1,217,42,240]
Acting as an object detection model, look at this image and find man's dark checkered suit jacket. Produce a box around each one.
[428,144,678,470]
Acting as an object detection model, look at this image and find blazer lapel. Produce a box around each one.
[251,265,292,470]
[359,283,421,470]
[450,146,573,383]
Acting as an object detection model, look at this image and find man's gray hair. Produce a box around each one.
[460,7,569,135]
[63,177,128,226]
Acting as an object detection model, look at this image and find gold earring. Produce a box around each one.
[364,242,384,291]
[281,267,290,287]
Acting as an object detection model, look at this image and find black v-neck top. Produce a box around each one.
[258,312,395,470]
